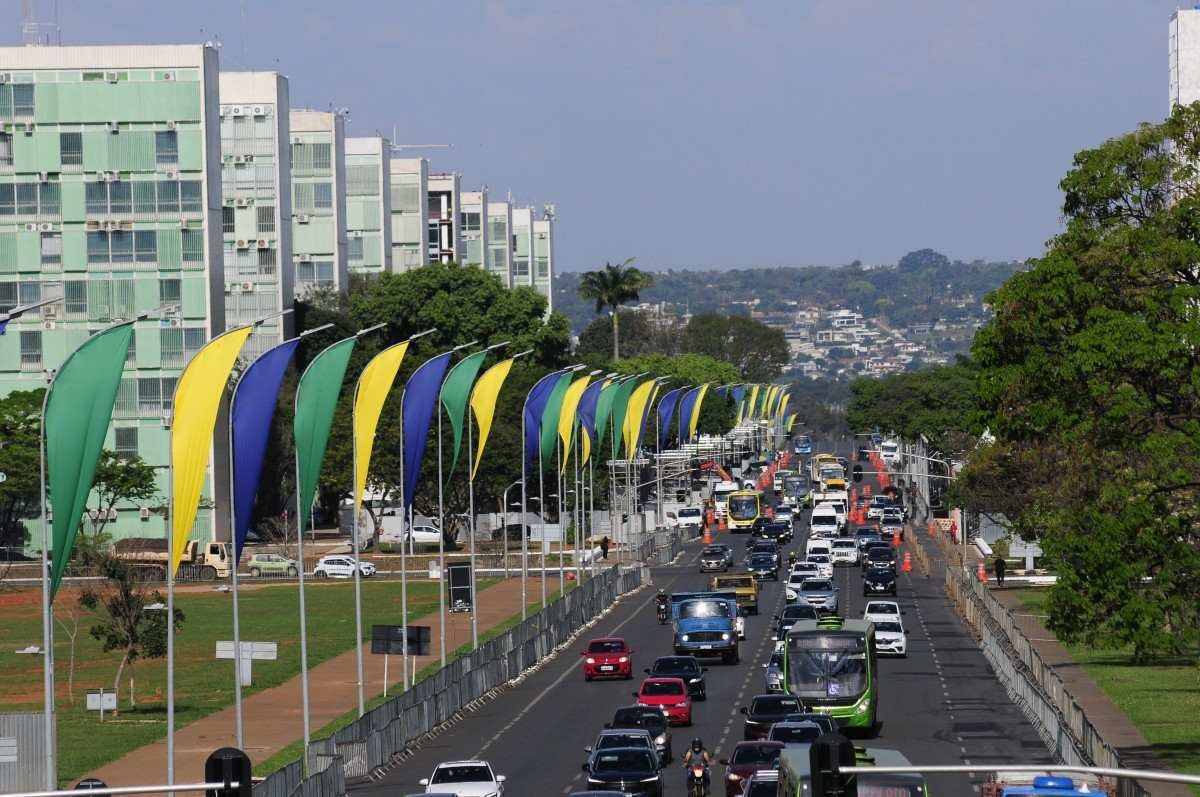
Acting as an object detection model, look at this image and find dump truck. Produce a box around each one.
[112,537,233,581]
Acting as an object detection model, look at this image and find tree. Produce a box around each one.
[575,259,656,359]
[612,353,739,439]
[79,557,184,709]
[845,360,984,453]
[0,389,44,551]
[681,313,790,382]
[77,452,160,563]
[575,310,680,360]
[968,103,1200,660]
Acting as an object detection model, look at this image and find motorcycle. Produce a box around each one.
[687,763,709,797]
[656,602,669,624]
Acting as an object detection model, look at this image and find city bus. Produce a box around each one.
[776,745,928,797]
[726,490,762,532]
[782,618,878,730]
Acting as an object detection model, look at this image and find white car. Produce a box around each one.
[810,506,839,538]
[863,600,902,624]
[872,619,908,656]
[420,760,506,796]
[790,562,819,583]
[806,554,833,579]
[830,539,859,566]
[676,507,703,530]
[379,524,443,548]
[805,540,831,558]
[774,505,793,523]
[784,571,808,602]
[313,555,376,579]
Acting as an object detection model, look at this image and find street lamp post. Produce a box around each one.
[500,480,521,578]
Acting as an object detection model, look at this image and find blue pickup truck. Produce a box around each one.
[670,591,740,664]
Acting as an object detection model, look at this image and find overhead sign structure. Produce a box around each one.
[215,641,278,686]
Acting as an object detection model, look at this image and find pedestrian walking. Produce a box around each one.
[993,555,1006,586]
[600,535,611,560]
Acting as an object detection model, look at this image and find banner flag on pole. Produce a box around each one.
[46,321,136,600]
[171,325,254,574]
[656,387,684,450]
[608,378,640,459]
[469,357,515,479]
[677,385,702,443]
[593,379,621,455]
[539,371,574,468]
[556,373,592,471]
[523,371,561,465]
[439,349,490,476]
[353,340,411,513]
[622,379,656,461]
[294,336,357,529]
[575,378,606,467]
[688,383,710,440]
[231,338,301,563]
[401,352,454,510]
[786,413,798,433]
[636,383,662,453]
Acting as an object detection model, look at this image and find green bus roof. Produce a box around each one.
[778,745,922,782]
[788,618,873,635]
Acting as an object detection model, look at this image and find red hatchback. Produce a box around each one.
[634,677,692,725]
[720,741,784,796]
[582,637,634,680]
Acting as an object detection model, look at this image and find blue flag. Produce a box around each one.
[402,351,454,511]
[577,379,605,443]
[231,338,301,563]
[656,387,685,450]
[523,370,562,466]
[677,385,704,442]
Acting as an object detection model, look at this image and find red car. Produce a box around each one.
[581,637,634,680]
[634,677,692,725]
[719,741,784,796]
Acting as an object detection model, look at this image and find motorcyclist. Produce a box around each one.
[681,737,713,790]
[788,550,798,567]
[655,589,670,619]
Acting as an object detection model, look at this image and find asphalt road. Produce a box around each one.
[356,453,1050,796]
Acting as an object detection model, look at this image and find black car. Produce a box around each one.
[782,712,838,734]
[863,568,898,596]
[582,747,663,797]
[747,553,778,581]
[865,546,897,573]
[646,656,707,700]
[608,706,673,762]
[749,541,781,566]
[854,527,883,551]
[740,694,804,740]
[775,603,819,639]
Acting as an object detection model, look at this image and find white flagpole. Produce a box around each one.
[467,411,478,648]
[37,381,55,790]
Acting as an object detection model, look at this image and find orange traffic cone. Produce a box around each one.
[891,529,901,547]
[863,485,872,498]
[902,552,912,572]
[976,561,988,583]
[718,515,727,531]
[927,521,936,537]
[703,528,713,545]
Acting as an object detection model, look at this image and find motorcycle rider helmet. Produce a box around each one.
[657,588,667,599]
[691,737,703,753]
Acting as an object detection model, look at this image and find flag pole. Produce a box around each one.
[467,409,478,648]
[398,392,409,690]
[519,405,528,622]
[436,341,476,668]
[38,374,55,790]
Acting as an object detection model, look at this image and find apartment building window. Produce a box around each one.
[135,230,157,263]
[293,142,331,172]
[159,278,181,305]
[16,183,37,215]
[137,378,161,414]
[0,133,12,167]
[461,211,481,233]
[64,280,87,318]
[393,175,420,212]
[108,182,131,214]
[489,217,506,240]
[313,183,332,210]
[0,186,11,216]
[40,232,62,265]
[114,427,139,459]
[257,248,277,275]
[113,378,137,419]
[157,181,179,213]
[12,84,34,117]
[254,163,274,190]
[86,182,108,214]
[181,229,203,263]
[346,165,378,196]
[158,328,205,368]
[222,206,235,234]
[60,133,82,167]
[0,282,14,312]
[535,256,550,278]
[347,238,364,261]
[155,131,178,165]
[256,205,275,234]
[134,182,156,214]
[18,281,40,305]
[298,260,334,287]
[180,181,202,213]
[19,330,41,369]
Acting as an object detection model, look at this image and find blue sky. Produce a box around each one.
[16,1,1184,270]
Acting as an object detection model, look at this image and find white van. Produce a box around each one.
[810,505,839,538]
[880,439,901,467]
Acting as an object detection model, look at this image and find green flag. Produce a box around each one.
[593,380,621,444]
[46,321,135,601]
[439,349,489,476]
[608,378,641,459]
[539,372,574,468]
[294,336,356,529]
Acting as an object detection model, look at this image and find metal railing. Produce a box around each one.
[944,565,1149,797]
[253,564,644,797]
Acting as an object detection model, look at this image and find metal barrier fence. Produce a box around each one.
[253,564,644,797]
[944,566,1149,797]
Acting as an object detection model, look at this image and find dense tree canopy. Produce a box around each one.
[575,259,656,359]
[682,313,790,382]
[845,361,984,454]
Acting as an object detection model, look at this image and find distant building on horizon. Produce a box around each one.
[1170,8,1200,108]
[344,135,392,277]
[289,109,348,295]
[389,156,427,271]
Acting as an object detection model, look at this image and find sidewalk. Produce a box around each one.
[88,576,546,787]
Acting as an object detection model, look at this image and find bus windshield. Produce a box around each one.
[784,477,806,493]
[729,495,759,520]
[787,633,869,702]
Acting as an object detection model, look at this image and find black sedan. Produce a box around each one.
[646,656,708,700]
[740,694,804,740]
[747,553,778,582]
[863,568,897,596]
[582,748,663,797]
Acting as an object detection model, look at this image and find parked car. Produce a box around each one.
[676,507,704,531]
[380,523,442,548]
[634,677,692,725]
[582,637,635,680]
[246,553,297,578]
[313,555,376,579]
[646,655,707,700]
[740,694,803,740]
[719,741,784,797]
[418,760,505,795]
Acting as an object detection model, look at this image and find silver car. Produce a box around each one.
[699,546,730,572]
[585,728,663,768]
[763,650,784,693]
[796,578,840,614]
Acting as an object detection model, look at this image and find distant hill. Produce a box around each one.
[555,249,1024,334]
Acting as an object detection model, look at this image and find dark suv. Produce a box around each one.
[739,694,804,740]
[863,568,897,596]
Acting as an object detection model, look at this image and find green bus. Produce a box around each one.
[776,745,929,797]
[782,618,877,730]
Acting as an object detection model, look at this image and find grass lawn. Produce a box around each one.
[1012,588,1200,787]
[0,577,490,785]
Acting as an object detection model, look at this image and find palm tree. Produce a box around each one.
[576,258,655,359]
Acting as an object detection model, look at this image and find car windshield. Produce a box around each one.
[812,513,837,524]
[731,744,783,766]
[588,640,626,654]
[802,580,833,592]
[641,680,684,696]
[597,733,649,750]
[431,765,492,783]
[771,724,823,744]
[867,603,898,614]
[612,708,666,732]
[750,696,801,715]
[653,658,699,674]
[875,621,903,633]
[679,509,701,518]
[808,555,831,564]
[868,549,893,560]
[702,547,725,557]
[729,495,759,518]
[717,577,753,588]
[749,555,774,566]
[786,634,869,700]
[591,750,655,775]
[833,541,857,549]
[784,605,817,619]
[679,601,731,619]
[787,573,806,585]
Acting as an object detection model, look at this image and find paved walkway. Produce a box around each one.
[88,576,547,787]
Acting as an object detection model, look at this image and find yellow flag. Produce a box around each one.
[786,413,798,433]
[580,425,592,466]
[353,340,410,512]
[764,386,779,420]
[557,374,592,473]
[622,379,656,461]
[469,357,515,479]
[171,325,254,574]
[745,384,760,423]
[688,383,710,440]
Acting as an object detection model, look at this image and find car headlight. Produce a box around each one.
[586,657,596,664]
[721,632,731,641]
[655,734,666,745]
[728,772,742,781]
[680,634,689,642]
[619,656,629,663]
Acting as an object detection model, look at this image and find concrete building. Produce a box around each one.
[460,189,487,269]
[0,43,232,544]
[289,110,347,294]
[217,71,293,358]
[427,172,460,264]
[1170,8,1200,108]
[389,156,427,271]
[344,135,391,277]
[511,207,534,289]
[486,198,512,287]
[532,213,555,311]
[511,206,556,309]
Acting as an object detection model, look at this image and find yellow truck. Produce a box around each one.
[710,573,760,615]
